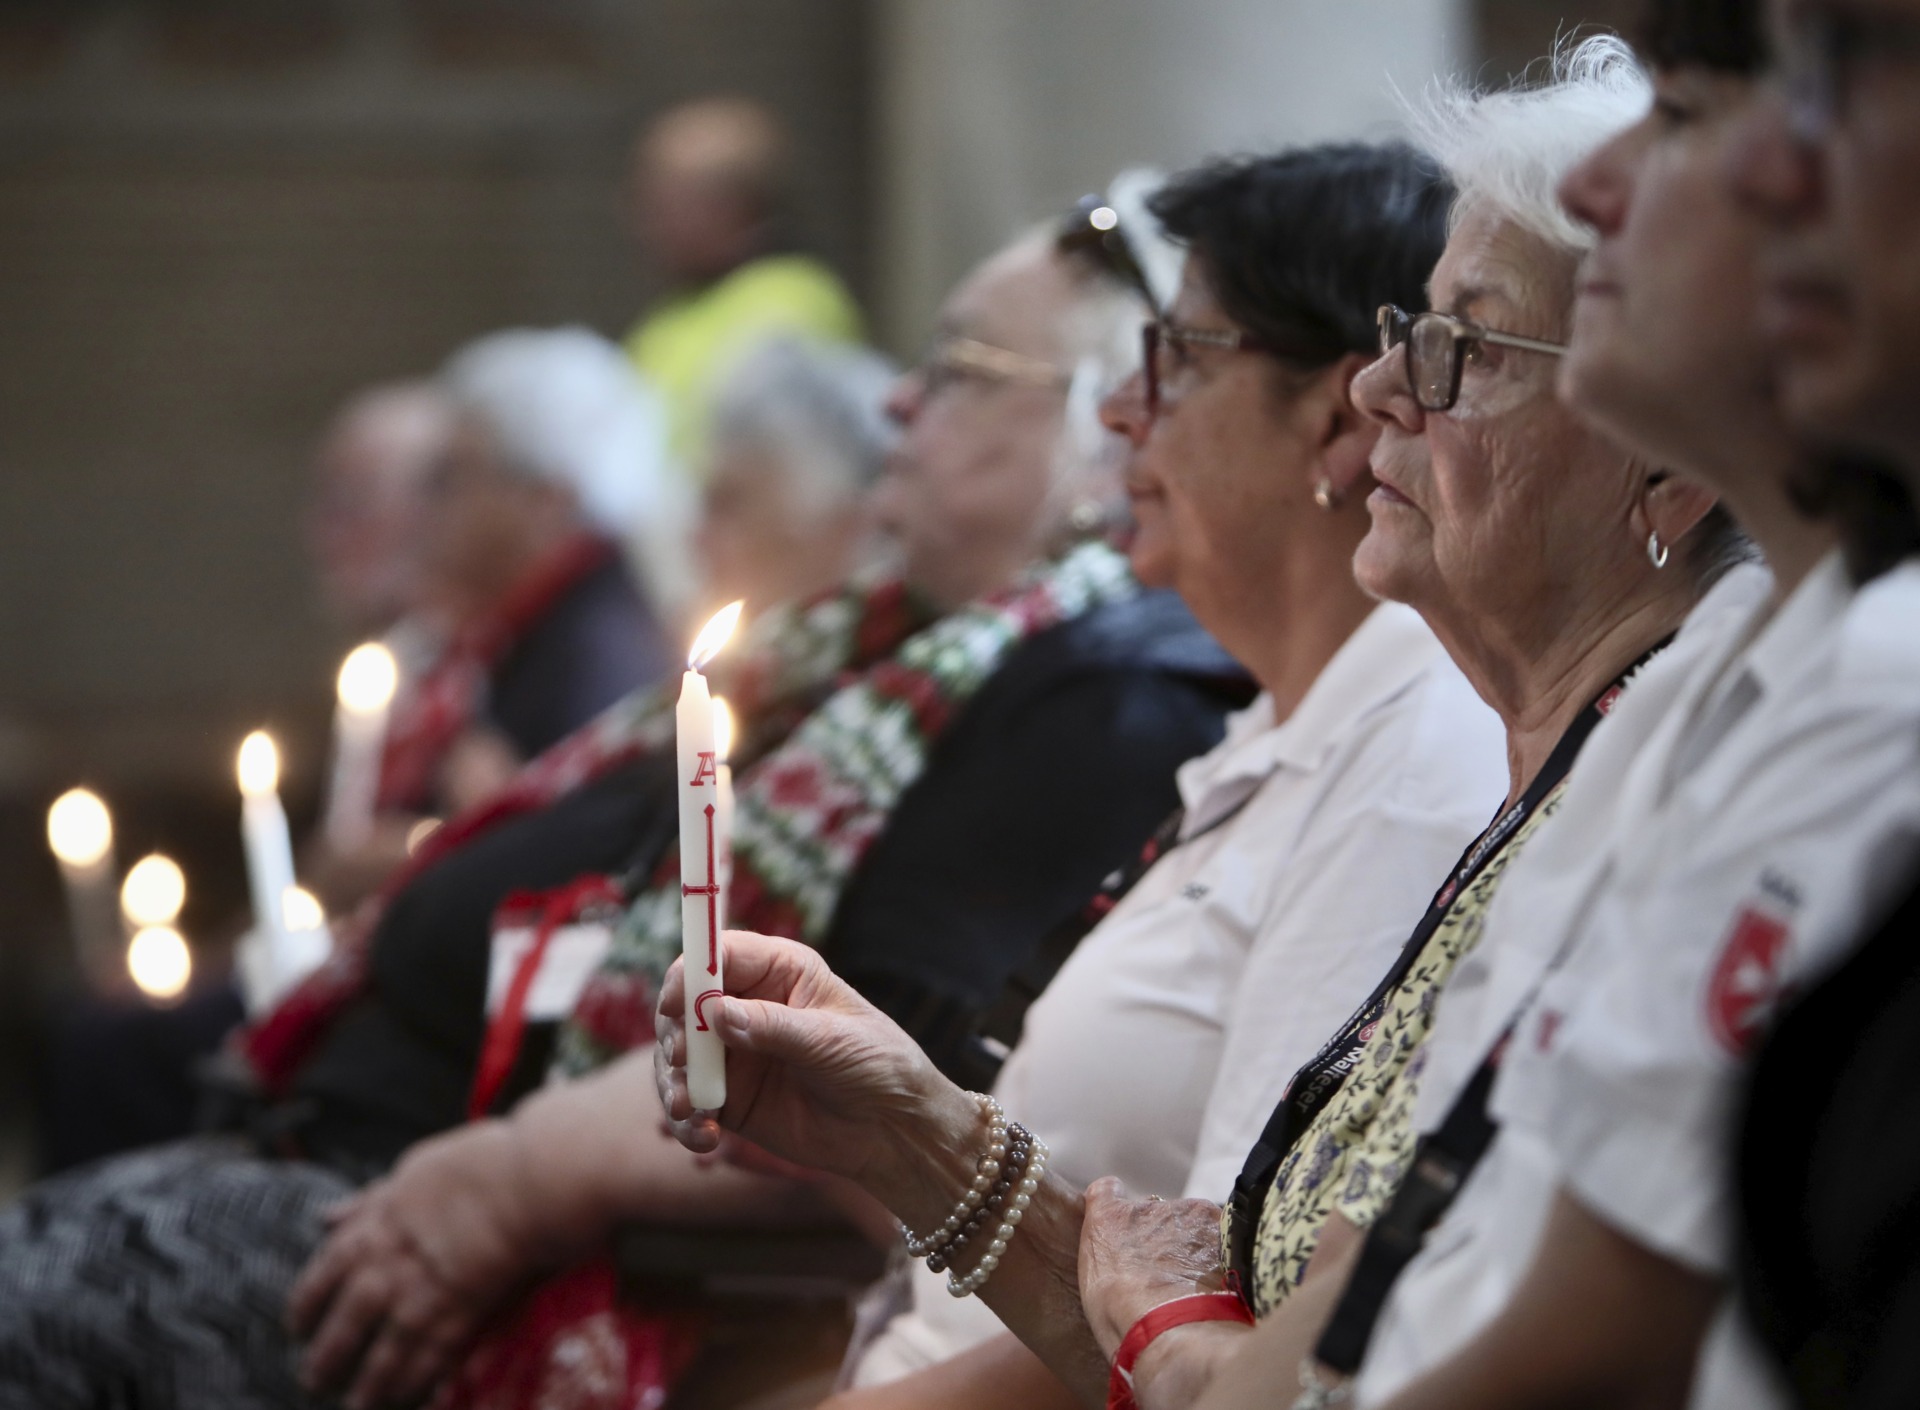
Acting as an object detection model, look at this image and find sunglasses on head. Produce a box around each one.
[1057,193,1160,313]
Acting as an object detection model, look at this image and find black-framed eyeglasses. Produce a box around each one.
[1376,304,1566,413]
[1058,193,1160,314]
[1141,319,1272,415]
[1779,3,1920,137]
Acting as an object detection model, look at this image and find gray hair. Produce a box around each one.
[441,326,695,615]
[1406,35,1651,257]
[708,337,898,519]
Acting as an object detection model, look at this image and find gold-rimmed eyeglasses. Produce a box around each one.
[915,336,1072,399]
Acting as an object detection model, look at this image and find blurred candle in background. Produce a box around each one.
[121,852,192,1004]
[237,731,297,998]
[324,641,398,849]
[46,787,120,984]
[127,926,192,1003]
[120,853,185,930]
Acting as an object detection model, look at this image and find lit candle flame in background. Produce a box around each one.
[237,731,280,797]
[47,788,113,867]
[127,926,191,1001]
[713,697,735,761]
[282,885,326,932]
[687,601,745,672]
[121,853,186,928]
[337,641,399,714]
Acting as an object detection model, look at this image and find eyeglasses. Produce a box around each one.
[1376,304,1566,413]
[1779,4,1920,137]
[1058,192,1159,313]
[1141,319,1273,415]
[916,336,1071,400]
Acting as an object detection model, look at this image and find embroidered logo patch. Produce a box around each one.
[1705,906,1792,1055]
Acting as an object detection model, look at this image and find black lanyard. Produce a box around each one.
[1225,643,1669,1295]
[959,791,1258,1086]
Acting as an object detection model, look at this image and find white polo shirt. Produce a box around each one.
[853,603,1507,1387]
[1358,553,1920,1408]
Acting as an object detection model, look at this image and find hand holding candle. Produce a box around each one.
[678,602,743,1112]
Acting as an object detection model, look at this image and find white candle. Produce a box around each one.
[238,731,298,991]
[46,787,120,984]
[324,641,398,849]
[678,602,743,1111]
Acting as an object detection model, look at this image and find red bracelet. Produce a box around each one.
[1107,1290,1255,1410]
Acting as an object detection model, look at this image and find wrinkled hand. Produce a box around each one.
[288,1121,546,1409]
[655,930,956,1188]
[1078,1177,1228,1357]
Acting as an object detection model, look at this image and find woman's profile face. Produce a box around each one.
[1352,206,1638,638]
[1559,68,1773,482]
[1101,262,1356,623]
[871,242,1080,611]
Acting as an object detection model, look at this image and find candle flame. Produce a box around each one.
[337,642,399,714]
[283,885,326,933]
[127,926,192,1002]
[687,601,745,672]
[47,788,113,867]
[237,731,280,797]
[713,697,735,761]
[122,853,186,927]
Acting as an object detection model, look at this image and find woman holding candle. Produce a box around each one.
[280,214,1245,1410]
[0,201,1242,1410]
[648,42,1773,1410]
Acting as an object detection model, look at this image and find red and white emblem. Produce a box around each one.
[1704,906,1791,1055]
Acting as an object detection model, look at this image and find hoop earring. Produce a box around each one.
[1313,480,1337,512]
[1647,530,1670,570]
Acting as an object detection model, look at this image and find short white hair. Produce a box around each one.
[442,326,695,616]
[708,337,898,519]
[1407,34,1651,257]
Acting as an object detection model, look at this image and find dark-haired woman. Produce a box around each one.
[809,143,1510,1410]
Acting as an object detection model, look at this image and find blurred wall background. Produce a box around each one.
[0,0,1634,1183]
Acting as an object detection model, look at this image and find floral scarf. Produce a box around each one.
[558,536,1139,1070]
[241,539,1138,1091]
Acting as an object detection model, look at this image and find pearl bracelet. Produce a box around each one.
[900,1093,1008,1260]
[947,1136,1048,1298]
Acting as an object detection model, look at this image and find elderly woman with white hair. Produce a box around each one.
[649,37,1757,1410]
[384,327,685,819]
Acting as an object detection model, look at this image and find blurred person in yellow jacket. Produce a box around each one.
[624,96,864,476]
